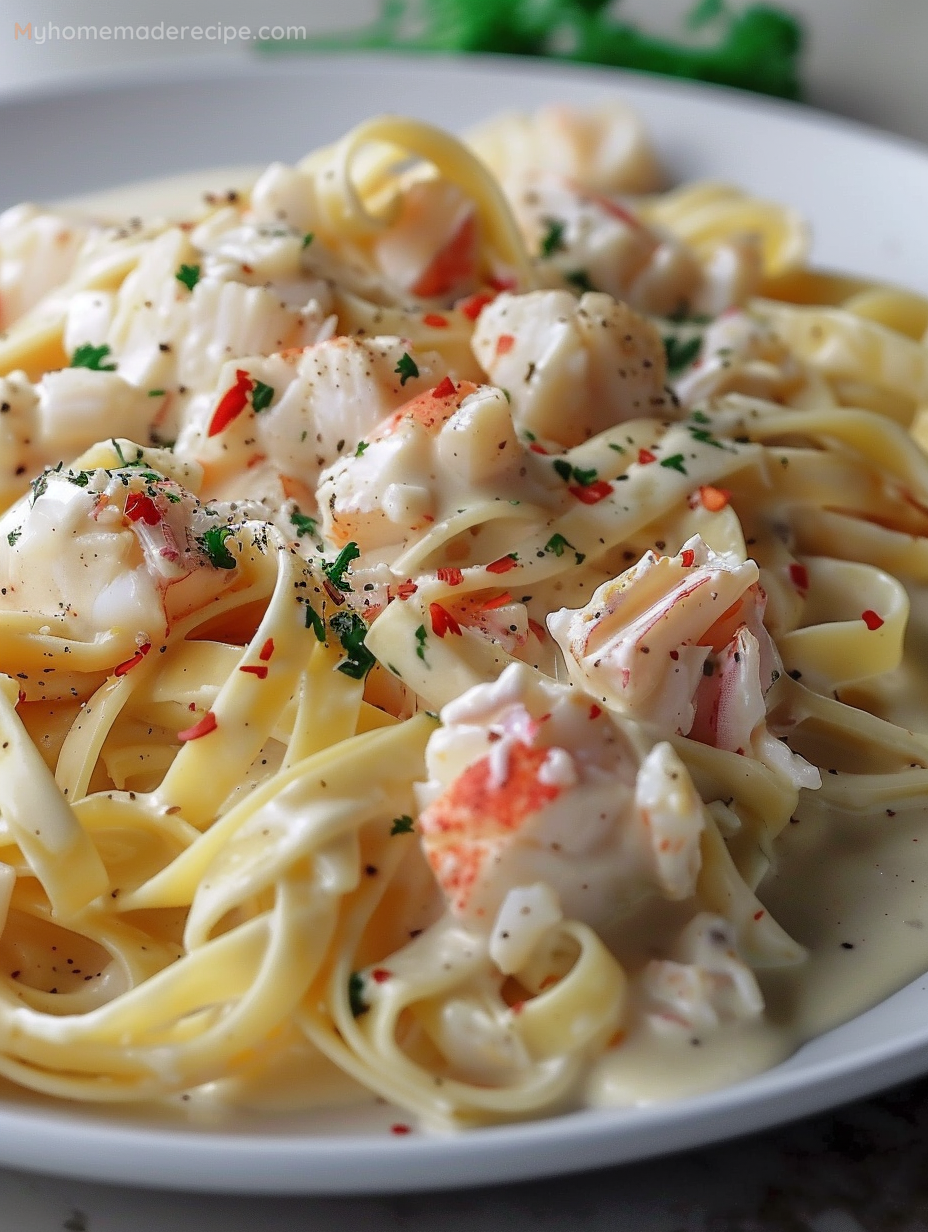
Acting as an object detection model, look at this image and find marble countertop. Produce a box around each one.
[6,1078,928,1231]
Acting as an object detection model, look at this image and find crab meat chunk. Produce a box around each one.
[374,178,479,302]
[472,290,675,449]
[415,663,705,929]
[0,204,90,327]
[674,310,807,408]
[640,913,764,1037]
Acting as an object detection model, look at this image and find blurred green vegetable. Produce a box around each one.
[257,0,804,101]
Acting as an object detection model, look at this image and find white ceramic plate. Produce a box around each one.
[3,53,928,1196]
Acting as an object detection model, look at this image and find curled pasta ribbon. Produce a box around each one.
[301,114,536,289]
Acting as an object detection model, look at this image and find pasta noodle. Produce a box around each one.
[0,98,927,1130]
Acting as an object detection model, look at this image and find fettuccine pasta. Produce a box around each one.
[0,99,927,1130]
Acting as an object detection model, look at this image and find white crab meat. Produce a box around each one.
[548,536,820,788]
[318,379,556,554]
[466,100,662,196]
[0,204,90,328]
[472,290,675,448]
[415,663,705,928]
[0,448,241,697]
[639,913,764,1037]
[373,178,479,302]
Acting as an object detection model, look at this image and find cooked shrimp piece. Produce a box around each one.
[472,290,675,448]
[415,663,705,930]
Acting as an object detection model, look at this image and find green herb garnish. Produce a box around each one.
[330,610,376,679]
[70,343,116,371]
[391,815,415,835]
[251,380,274,413]
[175,263,201,292]
[325,542,361,591]
[290,507,318,539]
[539,217,567,258]
[663,335,702,374]
[197,524,237,570]
[348,971,369,1017]
[395,352,419,386]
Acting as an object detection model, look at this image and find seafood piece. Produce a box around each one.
[415,663,705,928]
[472,290,675,448]
[0,205,90,328]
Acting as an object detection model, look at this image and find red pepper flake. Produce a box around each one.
[16,688,26,706]
[395,580,418,601]
[528,617,546,641]
[510,1000,525,1015]
[208,369,254,437]
[496,334,516,356]
[569,480,613,505]
[113,642,152,677]
[423,313,448,328]
[753,909,765,921]
[124,492,161,525]
[482,591,513,611]
[429,602,462,638]
[371,968,392,983]
[589,703,602,720]
[669,649,679,661]
[459,291,495,320]
[486,553,518,574]
[259,638,275,662]
[789,562,809,594]
[680,548,696,568]
[437,567,464,586]
[487,275,517,292]
[178,711,218,742]
[862,609,884,631]
[529,442,549,454]
[699,485,731,512]
[638,448,657,465]
[239,664,269,679]
[432,375,457,400]
[390,1123,412,1135]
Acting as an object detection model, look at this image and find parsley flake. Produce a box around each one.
[391,815,415,836]
[565,269,594,293]
[395,352,419,386]
[660,453,689,475]
[325,542,360,591]
[539,217,567,258]
[148,389,166,398]
[70,343,116,371]
[6,528,20,547]
[348,971,369,1017]
[251,380,274,413]
[302,231,315,249]
[415,624,429,664]
[355,440,369,457]
[197,524,237,569]
[175,263,201,291]
[663,335,702,374]
[290,508,318,539]
[303,600,325,641]
[331,611,376,679]
[544,533,572,557]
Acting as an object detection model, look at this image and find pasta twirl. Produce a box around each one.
[0,101,927,1129]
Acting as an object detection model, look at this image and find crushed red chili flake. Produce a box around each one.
[789,562,809,593]
[208,369,254,437]
[638,448,657,465]
[114,642,152,677]
[669,649,679,660]
[487,275,516,292]
[699,485,731,512]
[481,591,513,611]
[510,1000,525,1015]
[486,554,518,574]
[395,580,418,601]
[459,291,495,320]
[259,638,275,661]
[432,375,457,399]
[16,688,25,706]
[371,968,392,983]
[124,492,161,525]
[529,442,549,454]
[528,617,546,640]
[753,909,765,921]
[177,711,218,742]
[496,334,516,356]
[680,548,696,567]
[423,313,449,328]
[570,480,613,504]
[390,1123,412,1135]
[239,664,269,679]
[589,703,602,720]
[862,609,884,631]
[437,566,464,586]
[429,602,462,638]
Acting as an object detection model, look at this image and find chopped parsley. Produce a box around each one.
[303,600,325,641]
[175,263,201,291]
[302,231,315,249]
[148,389,166,398]
[325,541,360,591]
[660,453,688,474]
[251,380,275,413]
[66,471,92,488]
[197,524,237,569]
[348,971,369,1017]
[6,529,20,547]
[687,425,725,449]
[565,269,595,293]
[539,217,567,258]
[691,409,711,424]
[663,335,702,374]
[290,507,318,539]
[70,343,116,371]
[390,814,415,836]
[552,459,598,486]
[544,531,586,566]
[395,352,419,386]
[415,624,429,664]
[331,611,376,680]
[111,440,146,468]
[355,440,369,457]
